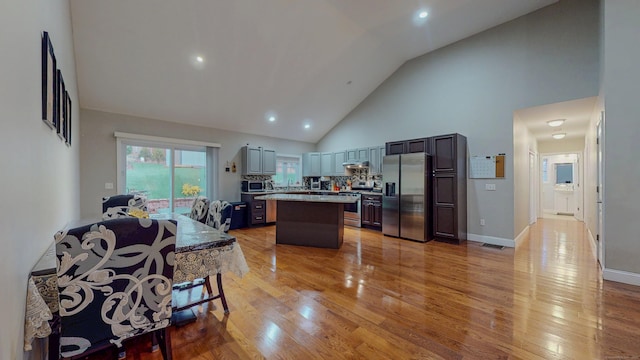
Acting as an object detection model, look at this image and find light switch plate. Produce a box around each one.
[485,184,496,191]
[105,182,114,190]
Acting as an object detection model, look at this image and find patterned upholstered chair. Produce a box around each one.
[55,218,176,360]
[188,196,210,224]
[102,194,148,220]
[206,200,233,233]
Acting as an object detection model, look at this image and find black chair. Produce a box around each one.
[55,218,176,359]
[206,200,232,233]
[102,194,148,220]
[188,196,210,224]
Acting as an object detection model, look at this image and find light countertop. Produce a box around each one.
[254,193,358,203]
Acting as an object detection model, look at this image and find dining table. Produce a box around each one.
[24,214,250,355]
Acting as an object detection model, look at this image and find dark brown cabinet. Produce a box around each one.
[431,134,467,243]
[386,137,431,155]
[241,193,266,226]
[361,194,382,229]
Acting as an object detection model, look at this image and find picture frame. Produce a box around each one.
[65,91,72,146]
[56,69,65,139]
[41,31,57,129]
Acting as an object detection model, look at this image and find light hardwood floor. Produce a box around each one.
[91,218,640,359]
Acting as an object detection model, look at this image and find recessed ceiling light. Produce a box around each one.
[419,11,428,19]
[547,119,565,127]
[268,116,276,122]
[552,133,566,139]
[196,56,204,63]
[304,124,311,129]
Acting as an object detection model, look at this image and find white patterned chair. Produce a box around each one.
[206,200,232,233]
[188,196,210,224]
[101,194,148,220]
[55,218,176,359]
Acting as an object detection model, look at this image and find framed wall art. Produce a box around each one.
[57,69,65,139]
[65,91,72,146]
[41,31,57,129]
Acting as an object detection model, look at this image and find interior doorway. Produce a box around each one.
[540,153,582,222]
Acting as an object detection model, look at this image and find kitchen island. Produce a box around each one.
[254,193,358,249]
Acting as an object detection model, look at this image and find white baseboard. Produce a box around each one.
[514,226,529,248]
[603,268,640,286]
[586,228,598,261]
[467,233,515,248]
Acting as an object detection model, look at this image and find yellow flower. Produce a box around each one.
[181,183,201,196]
[128,209,149,218]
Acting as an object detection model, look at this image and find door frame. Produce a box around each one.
[529,150,538,224]
[596,111,605,268]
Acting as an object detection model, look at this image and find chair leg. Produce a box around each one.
[204,276,213,296]
[157,328,173,360]
[216,273,229,314]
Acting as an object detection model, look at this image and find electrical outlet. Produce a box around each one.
[485,184,496,191]
[480,218,485,226]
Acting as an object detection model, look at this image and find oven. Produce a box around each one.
[339,192,361,227]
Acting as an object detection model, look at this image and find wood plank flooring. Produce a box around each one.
[86,218,640,359]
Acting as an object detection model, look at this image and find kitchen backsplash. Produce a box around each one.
[241,169,382,191]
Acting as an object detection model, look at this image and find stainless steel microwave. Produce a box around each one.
[241,180,264,192]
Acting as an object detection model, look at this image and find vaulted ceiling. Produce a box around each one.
[70,0,558,143]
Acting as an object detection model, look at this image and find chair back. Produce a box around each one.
[206,200,232,232]
[102,194,148,220]
[55,218,176,358]
[188,196,210,224]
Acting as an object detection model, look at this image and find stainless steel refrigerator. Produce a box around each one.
[382,153,433,242]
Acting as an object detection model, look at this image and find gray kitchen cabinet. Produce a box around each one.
[333,151,346,175]
[303,152,322,176]
[346,149,358,162]
[242,146,276,175]
[262,148,276,175]
[357,148,369,162]
[321,152,333,176]
[366,146,385,175]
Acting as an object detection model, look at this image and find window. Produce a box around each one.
[272,154,302,186]
[116,133,219,215]
[542,158,548,183]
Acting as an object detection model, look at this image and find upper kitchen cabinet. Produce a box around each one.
[262,148,276,174]
[333,151,346,175]
[242,146,276,175]
[321,152,334,176]
[367,146,385,175]
[385,137,431,155]
[432,134,466,173]
[302,152,322,176]
[345,148,369,163]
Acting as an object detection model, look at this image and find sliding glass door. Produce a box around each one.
[122,142,209,214]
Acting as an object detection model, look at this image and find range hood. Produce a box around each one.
[342,160,369,168]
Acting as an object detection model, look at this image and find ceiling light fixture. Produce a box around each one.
[196,56,204,63]
[268,116,276,122]
[547,119,565,127]
[418,11,428,19]
[304,124,311,129]
[552,133,566,140]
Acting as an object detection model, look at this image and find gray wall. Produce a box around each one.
[0,0,80,359]
[317,0,600,241]
[80,109,314,218]
[602,0,640,276]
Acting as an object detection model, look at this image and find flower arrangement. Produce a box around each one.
[182,183,201,197]
[128,209,149,218]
